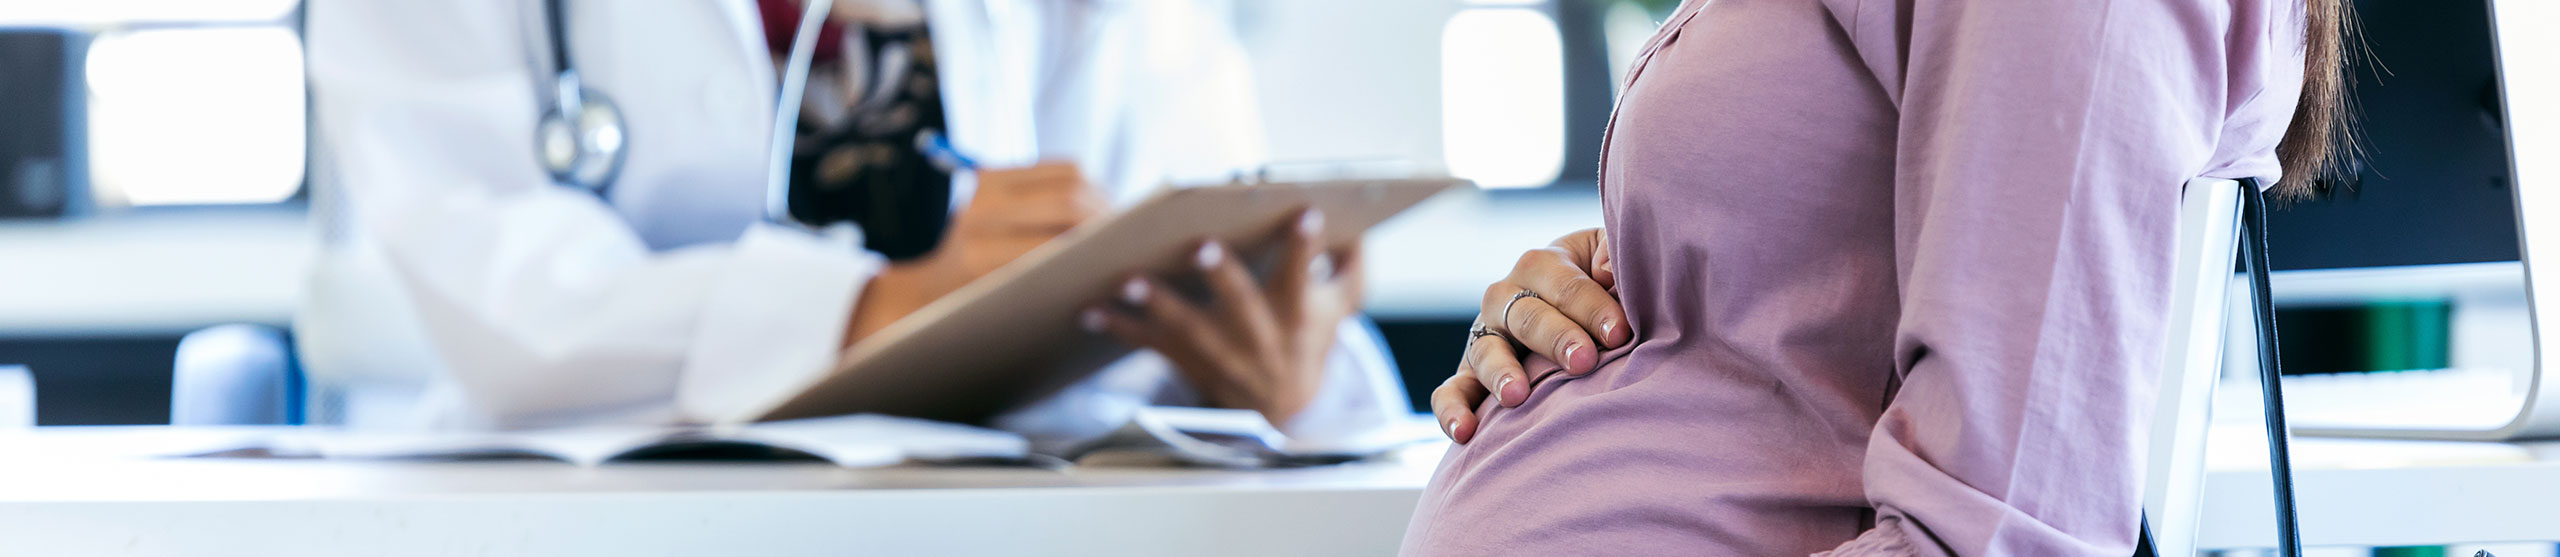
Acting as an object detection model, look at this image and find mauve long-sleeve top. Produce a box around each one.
[1400,0,2307,554]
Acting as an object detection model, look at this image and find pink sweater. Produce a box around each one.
[1401,0,2306,554]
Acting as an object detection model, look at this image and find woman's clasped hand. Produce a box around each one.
[1433,227,1631,443]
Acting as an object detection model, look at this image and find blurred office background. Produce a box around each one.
[0,0,1699,425]
[0,0,2538,421]
[6,1,2560,555]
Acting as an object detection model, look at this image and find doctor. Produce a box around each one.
[294,0,1408,443]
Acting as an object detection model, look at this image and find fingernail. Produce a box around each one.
[1600,319,1616,340]
[1495,375,1515,405]
[1195,241,1225,270]
[1121,277,1149,305]
[1079,308,1107,333]
[1297,209,1325,237]
[1565,344,1583,371]
[1441,417,1456,438]
[1499,375,1528,406]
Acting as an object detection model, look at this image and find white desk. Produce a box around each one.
[0,433,1443,557]
[2,427,2552,555]
[2190,421,2560,550]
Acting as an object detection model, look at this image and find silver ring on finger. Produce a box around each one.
[1467,322,1504,347]
[1499,290,1541,334]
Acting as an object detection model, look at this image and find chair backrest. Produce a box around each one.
[2142,177,2244,556]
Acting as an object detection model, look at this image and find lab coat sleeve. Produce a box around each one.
[1274,317,1413,449]
[303,0,877,427]
[1814,0,2295,554]
[364,187,875,427]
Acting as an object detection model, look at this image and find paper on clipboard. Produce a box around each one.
[740,177,1468,425]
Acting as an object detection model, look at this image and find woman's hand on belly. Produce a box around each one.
[1433,227,1630,443]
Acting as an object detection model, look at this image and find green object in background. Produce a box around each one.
[1611,0,1682,19]
[2374,546,2450,557]
[2275,300,2454,375]
[2364,301,2453,371]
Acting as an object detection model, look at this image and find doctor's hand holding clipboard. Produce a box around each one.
[294,0,1408,442]
[850,160,1372,427]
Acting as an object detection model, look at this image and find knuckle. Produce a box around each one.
[1510,249,1546,276]
[1513,247,1561,277]
[1475,345,1516,376]
[1153,300,1196,326]
[1552,275,1594,302]
[1527,312,1566,344]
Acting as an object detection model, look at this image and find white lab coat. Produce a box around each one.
[294,0,1407,442]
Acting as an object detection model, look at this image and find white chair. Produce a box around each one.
[2143,177,2300,557]
[169,324,299,425]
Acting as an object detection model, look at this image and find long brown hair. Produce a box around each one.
[2273,0,2358,199]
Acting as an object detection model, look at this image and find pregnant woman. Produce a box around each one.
[1404,0,2348,554]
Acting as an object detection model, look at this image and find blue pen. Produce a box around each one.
[915,129,978,173]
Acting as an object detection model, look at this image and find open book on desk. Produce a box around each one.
[228,410,1441,469]
[253,414,1029,468]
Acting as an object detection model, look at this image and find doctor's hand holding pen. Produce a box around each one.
[843,162,1109,346]
[1080,209,1367,427]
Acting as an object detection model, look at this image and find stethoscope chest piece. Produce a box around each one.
[537,73,627,193]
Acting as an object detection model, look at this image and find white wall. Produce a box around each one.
[1230,0,1607,320]
[1234,0,1457,168]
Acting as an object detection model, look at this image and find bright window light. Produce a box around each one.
[1440,8,1564,189]
[0,0,298,26]
[86,27,306,206]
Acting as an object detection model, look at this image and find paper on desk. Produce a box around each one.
[261,414,1027,467]
[265,427,678,466]
[720,414,1029,463]
[1062,407,1444,468]
[1283,413,1451,456]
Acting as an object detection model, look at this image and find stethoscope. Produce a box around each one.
[532,0,832,227]
[531,0,627,194]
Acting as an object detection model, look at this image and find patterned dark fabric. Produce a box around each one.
[766,3,951,261]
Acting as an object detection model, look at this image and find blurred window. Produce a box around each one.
[1440,2,1565,189]
[1,0,305,207]
[1441,0,1679,190]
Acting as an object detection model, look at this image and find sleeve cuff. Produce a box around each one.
[1815,516,1939,557]
[674,224,883,424]
[1275,318,1416,453]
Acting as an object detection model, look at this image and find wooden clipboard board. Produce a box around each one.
[745,177,1468,424]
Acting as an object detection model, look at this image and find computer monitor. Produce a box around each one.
[2266,0,2515,271]
[2274,0,2560,441]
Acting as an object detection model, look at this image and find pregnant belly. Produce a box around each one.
[1397,344,1873,555]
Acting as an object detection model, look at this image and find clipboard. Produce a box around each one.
[745,177,1469,424]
